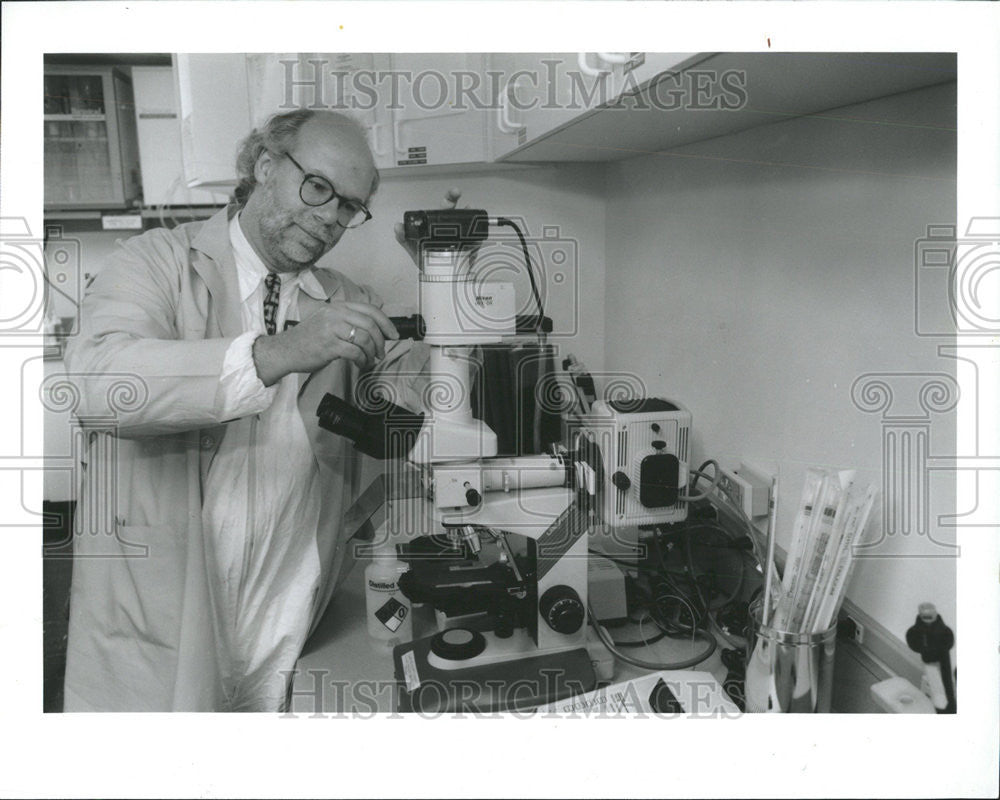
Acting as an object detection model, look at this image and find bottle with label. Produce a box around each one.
[364,543,413,651]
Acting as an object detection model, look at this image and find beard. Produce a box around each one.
[254,182,342,272]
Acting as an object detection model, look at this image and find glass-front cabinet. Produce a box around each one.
[44,66,141,210]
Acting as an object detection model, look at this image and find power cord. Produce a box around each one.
[587,466,765,674]
[588,600,717,671]
[495,217,545,330]
[681,459,723,502]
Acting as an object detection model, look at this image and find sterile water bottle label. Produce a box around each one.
[374,597,408,632]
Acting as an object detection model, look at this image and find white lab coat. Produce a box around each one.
[63,206,427,711]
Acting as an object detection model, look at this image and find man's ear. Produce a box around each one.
[254,150,276,185]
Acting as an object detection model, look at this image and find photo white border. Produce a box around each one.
[1,2,997,798]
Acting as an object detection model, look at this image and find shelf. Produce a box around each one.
[44,114,107,122]
[43,204,226,233]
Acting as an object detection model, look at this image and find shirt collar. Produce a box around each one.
[229,213,328,302]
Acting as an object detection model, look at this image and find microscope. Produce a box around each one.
[315,208,602,712]
[316,208,692,712]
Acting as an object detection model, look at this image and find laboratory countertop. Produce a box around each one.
[290,554,729,716]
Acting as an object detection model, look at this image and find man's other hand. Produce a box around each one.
[252,300,399,386]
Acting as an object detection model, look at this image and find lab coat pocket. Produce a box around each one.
[111,525,185,655]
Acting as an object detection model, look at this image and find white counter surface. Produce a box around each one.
[290,553,729,716]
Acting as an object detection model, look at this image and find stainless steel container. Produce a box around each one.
[744,610,838,713]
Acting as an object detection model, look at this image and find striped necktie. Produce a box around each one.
[263,272,280,335]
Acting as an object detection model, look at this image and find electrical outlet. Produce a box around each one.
[738,462,774,516]
[717,466,771,519]
[716,469,746,511]
[845,614,865,645]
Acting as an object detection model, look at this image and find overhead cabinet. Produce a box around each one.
[385,53,488,167]
[489,52,702,160]
[132,66,227,206]
[245,52,396,171]
[44,66,142,210]
[170,51,957,186]
[174,54,253,188]
[498,52,957,162]
[177,52,491,187]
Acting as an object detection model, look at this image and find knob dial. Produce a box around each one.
[463,482,482,506]
[539,585,585,635]
[612,470,632,492]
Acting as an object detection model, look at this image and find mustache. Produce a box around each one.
[294,222,337,247]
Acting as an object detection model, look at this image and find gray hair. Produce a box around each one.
[232,109,380,208]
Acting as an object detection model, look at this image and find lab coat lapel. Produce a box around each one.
[190,206,243,339]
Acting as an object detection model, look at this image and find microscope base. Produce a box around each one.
[393,636,596,713]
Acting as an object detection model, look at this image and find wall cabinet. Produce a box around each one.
[177,52,491,187]
[174,54,252,188]
[131,66,227,206]
[44,66,141,210]
[245,52,396,171]
[385,53,488,167]
[489,53,619,160]
[169,51,958,184]
[500,52,957,162]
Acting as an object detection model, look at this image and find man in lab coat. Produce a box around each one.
[63,110,428,711]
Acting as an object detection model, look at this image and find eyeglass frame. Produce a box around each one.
[282,151,373,228]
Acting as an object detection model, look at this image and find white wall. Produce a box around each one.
[604,83,958,639]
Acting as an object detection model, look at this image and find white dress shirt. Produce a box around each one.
[201,213,330,711]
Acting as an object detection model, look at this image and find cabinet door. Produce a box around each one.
[132,67,225,206]
[496,53,623,159]
[174,54,252,187]
[44,69,126,208]
[387,53,487,167]
[244,52,394,170]
[487,53,533,160]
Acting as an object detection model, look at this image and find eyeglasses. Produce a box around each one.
[283,152,373,229]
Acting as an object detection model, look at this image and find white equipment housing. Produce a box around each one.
[586,398,692,528]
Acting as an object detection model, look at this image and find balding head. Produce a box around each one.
[233,110,379,208]
[236,110,380,273]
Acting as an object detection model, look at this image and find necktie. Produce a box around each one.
[263,272,280,335]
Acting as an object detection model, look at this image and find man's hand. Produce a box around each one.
[252,300,399,386]
[394,187,463,266]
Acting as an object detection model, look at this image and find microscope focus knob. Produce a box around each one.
[612,471,631,492]
[539,585,585,635]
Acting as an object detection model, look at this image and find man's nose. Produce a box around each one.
[310,197,343,230]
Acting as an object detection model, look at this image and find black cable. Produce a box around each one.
[683,527,746,611]
[612,628,668,649]
[495,217,544,328]
[588,601,717,671]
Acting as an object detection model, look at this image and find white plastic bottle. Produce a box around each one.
[364,544,413,651]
